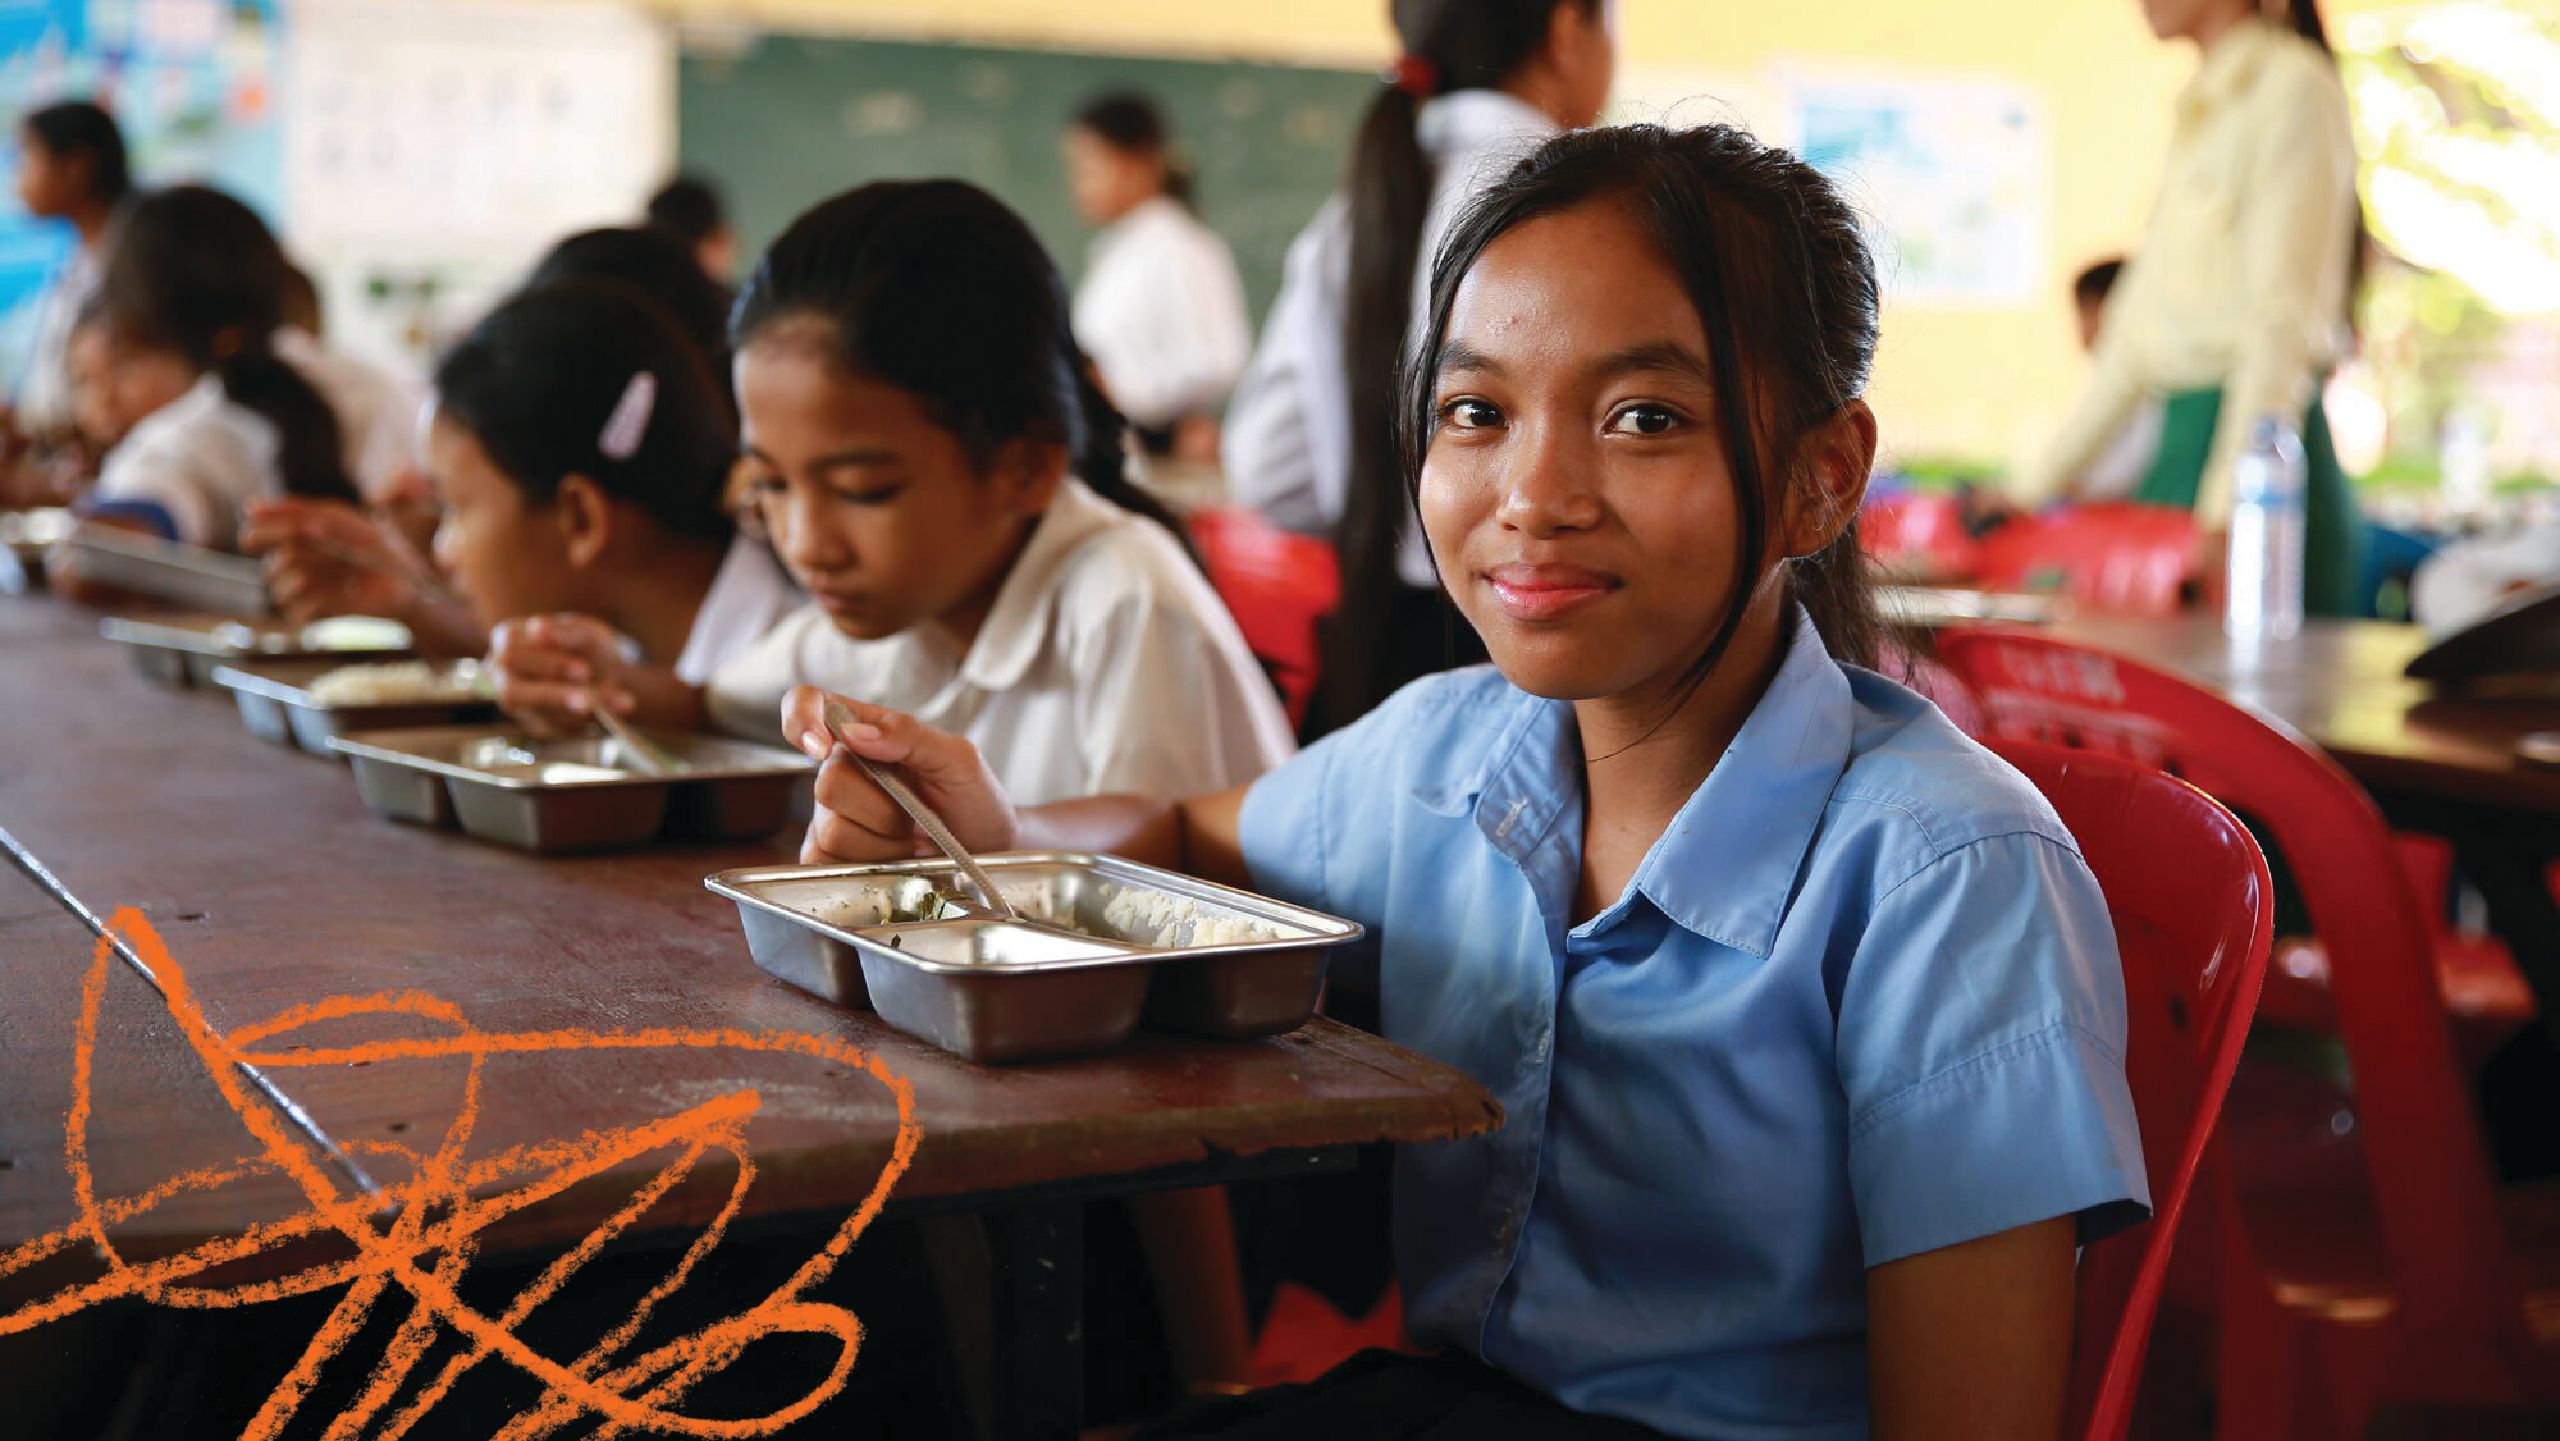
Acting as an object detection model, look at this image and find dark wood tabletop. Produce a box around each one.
[2037,613,2560,819]
[0,593,1499,1434]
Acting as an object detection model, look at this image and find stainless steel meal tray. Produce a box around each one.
[65,525,273,616]
[210,659,500,757]
[1,507,71,561]
[329,726,813,854]
[99,614,414,688]
[705,853,1367,1062]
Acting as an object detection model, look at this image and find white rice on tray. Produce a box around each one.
[821,873,1287,949]
[306,661,487,707]
[1004,880,1285,948]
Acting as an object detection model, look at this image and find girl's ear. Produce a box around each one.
[987,436,1069,517]
[554,473,615,570]
[1782,399,1877,559]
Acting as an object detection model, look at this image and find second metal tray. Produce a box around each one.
[329,725,813,853]
[101,614,414,688]
[210,658,500,757]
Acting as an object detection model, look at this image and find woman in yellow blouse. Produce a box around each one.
[2024,0,2365,614]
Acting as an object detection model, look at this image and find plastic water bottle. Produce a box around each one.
[2225,417,2306,641]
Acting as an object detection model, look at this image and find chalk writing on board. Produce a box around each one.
[0,907,922,1437]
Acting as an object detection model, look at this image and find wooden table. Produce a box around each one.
[0,595,1499,1438]
[2043,614,2560,819]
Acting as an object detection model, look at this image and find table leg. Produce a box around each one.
[987,1199,1084,1441]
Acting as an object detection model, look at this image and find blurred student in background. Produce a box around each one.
[248,222,766,652]
[2064,257,2164,503]
[65,186,361,564]
[451,282,793,714]
[1224,0,1616,737]
[5,98,131,503]
[1064,90,1251,463]
[2018,0,2366,615]
[646,173,738,289]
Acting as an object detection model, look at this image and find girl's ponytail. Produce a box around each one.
[1071,363,1198,567]
[98,184,363,508]
[215,345,359,506]
[1319,0,1602,736]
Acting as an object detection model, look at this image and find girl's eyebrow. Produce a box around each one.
[740,444,904,472]
[1436,340,1504,379]
[1590,341,1715,388]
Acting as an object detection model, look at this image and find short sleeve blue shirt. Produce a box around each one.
[1238,609,2149,1439]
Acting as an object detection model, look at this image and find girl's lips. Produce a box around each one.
[812,589,866,617]
[1485,565,1619,622]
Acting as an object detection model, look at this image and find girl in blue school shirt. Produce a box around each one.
[776,124,2150,1441]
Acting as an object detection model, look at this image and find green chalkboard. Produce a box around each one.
[676,31,1381,325]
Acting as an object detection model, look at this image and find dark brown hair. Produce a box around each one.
[1404,124,1885,693]
[1072,91,1194,208]
[99,186,357,507]
[732,179,1193,555]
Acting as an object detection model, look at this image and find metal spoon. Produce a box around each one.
[590,695,681,776]
[822,698,1017,919]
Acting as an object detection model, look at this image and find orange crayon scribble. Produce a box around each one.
[0,907,923,1439]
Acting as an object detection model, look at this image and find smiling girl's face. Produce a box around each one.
[734,318,1061,646]
[1421,196,1807,705]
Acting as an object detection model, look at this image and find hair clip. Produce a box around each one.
[1386,53,1441,99]
[597,371,656,462]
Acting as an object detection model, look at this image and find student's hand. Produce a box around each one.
[781,686,1020,865]
[487,614,638,738]
[242,498,430,627]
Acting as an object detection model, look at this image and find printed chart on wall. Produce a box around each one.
[0,0,285,394]
[1786,70,2046,309]
[285,0,670,367]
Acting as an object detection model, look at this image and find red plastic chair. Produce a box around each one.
[1187,507,1340,729]
[2261,834,2536,1061]
[1984,739,2271,1441]
[1861,490,1981,580]
[1972,503,2200,617]
[1938,627,2560,1440]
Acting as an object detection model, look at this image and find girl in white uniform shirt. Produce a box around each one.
[697,178,1291,805]
[1064,92,1252,460]
[408,280,799,729]
[249,225,775,666]
[71,186,366,556]
[9,100,129,463]
[1222,0,1615,736]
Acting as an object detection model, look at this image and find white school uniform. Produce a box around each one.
[1221,90,1560,584]
[14,241,102,436]
[674,535,803,685]
[91,376,282,549]
[707,478,1294,804]
[1072,195,1252,431]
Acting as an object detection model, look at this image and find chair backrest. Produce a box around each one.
[1186,507,1341,728]
[1860,490,1981,580]
[1937,628,2529,1360]
[1982,738,2272,1441]
[1972,503,2200,618]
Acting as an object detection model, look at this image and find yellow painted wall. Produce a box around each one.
[632,0,2385,468]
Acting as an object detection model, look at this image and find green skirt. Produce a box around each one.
[2138,387,2367,618]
